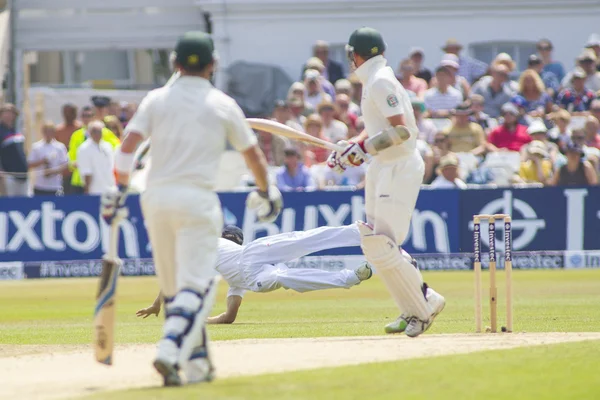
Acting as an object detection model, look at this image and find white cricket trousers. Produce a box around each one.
[240,225,362,292]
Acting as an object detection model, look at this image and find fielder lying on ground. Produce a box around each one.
[136,224,374,323]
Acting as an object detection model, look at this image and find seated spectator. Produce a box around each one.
[527,55,560,97]
[334,79,361,116]
[469,94,491,131]
[557,68,596,113]
[439,54,470,99]
[441,101,486,153]
[304,70,332,110]
[427,132,453,184]
[522,119,560,164]
[318,102,348,143]
[310,40,344,84]
[271,100,304,132]
[471,64,515,118]
[488,103,531,152]
[509,95,533,126]
[304,57,336,100]
[516,69,553,117]
[571,129,600,169]
[518,140,553,185]
[27,122,68,196]
[492,53,519,83]
[303,114,330,166]
[0,103,28,196]
[591,99,600,125]
[287,97,307,127]
[537,39,565,82]
[586,34,600,70]
[412,97,437,143]
[257,128,290,167]
[547,109,572,150]
[584,116,600,149]
[424,66,463,117]
[561,50,600,92]
[288,81,306,100]
[442,38,488,84]
[76,121,115,195]
[410,47,433,85]
[397,59,427,99]
[276,147,316,191]
[430,154,467,188]
[552,141,598,186]
[335,94,358,137]
[55,103,81,150]
[104,115,124,139]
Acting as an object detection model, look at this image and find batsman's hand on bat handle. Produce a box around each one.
[326,140,349,173]
[246,185,283,223]
[100,184,129,225]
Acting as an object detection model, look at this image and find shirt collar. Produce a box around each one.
[354,55,387,84]
[176,76,213,87]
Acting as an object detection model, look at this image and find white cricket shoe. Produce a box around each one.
[184,345,215,384]
[405,288,446,338]
[354,262,373,281]
[384,287,446,335]
[154,339,182,386]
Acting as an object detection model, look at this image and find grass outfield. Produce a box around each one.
[91,340,600,400]
[0,269,599,344]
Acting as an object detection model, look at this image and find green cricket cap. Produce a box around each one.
[348,27,386,58]
[174,31,216,68]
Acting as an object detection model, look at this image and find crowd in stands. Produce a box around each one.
[262,35,600,191]
[1,35,600,196]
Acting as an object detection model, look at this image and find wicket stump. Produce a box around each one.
[473,214,513,333]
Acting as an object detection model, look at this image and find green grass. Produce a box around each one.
[1,269,599,344]
[90,339,600,400]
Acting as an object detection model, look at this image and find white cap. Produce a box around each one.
[527,119,548,135]
[441,53,459,69]
[586,33,600,47]
[304,69,320,80]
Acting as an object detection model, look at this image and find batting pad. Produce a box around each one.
[360,230,431,320]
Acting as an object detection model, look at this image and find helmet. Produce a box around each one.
[347,27,386,60]
[222,225,244,245]
[173,31,217,70]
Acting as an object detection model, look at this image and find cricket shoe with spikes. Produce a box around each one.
[404,287,446,338]
[154,339,182,386]
[354,262,373,281]
[384,285,446,335]
[184,346,215,384]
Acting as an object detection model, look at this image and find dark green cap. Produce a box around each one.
[348,27,386,58]
[174,31,216,69]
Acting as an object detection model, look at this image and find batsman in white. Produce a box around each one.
[100,31,283,386]
[327,27,446,337]
[136,224,374,322]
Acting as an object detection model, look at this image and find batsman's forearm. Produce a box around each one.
[243,145,269,192]
[349,130,368,144]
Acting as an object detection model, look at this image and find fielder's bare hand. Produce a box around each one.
[136,303,161,318]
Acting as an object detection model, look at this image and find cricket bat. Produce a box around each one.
[93,220,121,365]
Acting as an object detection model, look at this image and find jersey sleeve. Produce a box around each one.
[124,92,154,139]
[225,101,258,152]
[371,78,406,118]
[227,286,246,298]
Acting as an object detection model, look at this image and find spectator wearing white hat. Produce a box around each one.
[442,38,488,84]
[409,47,432,85]
[303,57,336,100]
[471,64,516,118]
[76,120,115,195]
[430,154,467,189]
[287,96,307,127]
[436,54,470,99]
[303,69,332,110]
[585,34,600,72]
[397,59,427,99]
[423,66,463,117]
[521,119,560,164]
[537,39,565,82]
[518,140,553,185]
[561,50,600,92]
[334,79,361,116]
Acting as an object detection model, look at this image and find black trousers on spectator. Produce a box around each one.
[33,188,60,196]
[70,185,84,195]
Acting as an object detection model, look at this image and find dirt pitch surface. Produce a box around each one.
[2,332,600,400]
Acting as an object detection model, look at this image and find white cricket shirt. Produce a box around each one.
[215,238,247,298]
[77,140,115,195]
[354,55,418,161]
[125,76,258,190]
[27,139,68,191]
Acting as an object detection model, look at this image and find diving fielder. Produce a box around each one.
[327,27,445,337]
[101,32,282,387]
[136,224,375,323]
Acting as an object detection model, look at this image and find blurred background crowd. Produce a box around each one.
[1,35,600,196]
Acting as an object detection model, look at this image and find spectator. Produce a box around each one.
[430,154,467,188]
[537,39,566,82]
[522,119,560,164]
[91,95,110,120]
[590,99,600,128]
[423,66,463,117]
[442,38,488,84]
[552,141,598,186]
[76,120,115,195]
[584,116,600,149]
[547,109,572,149]
[469,94,491,131]
[557,68,596,113]
[562,50,600,92]
[257,128,289,167]
[27,122,68,196]
[311,40,344,84]
[276,147,316,191]
[318,102,348,142]
[412,97,437,144]
[271,100,303,132]
[471,64,515,118]
[304,57,336,100]
[103,115,124,139]
[55,103,81,150]
[409,47,433,85]
[397,59,427,99]
[427,132,453,183]
[121,103,137,127]
[303,114,330,166]
[518,140,553,185]
[488,103,531,152]
[509,95,532,126]
[108,100,120,118]
[439,54,470,99]
[288,82,306,101]
[585,34,600,71]
[527,54,560,97]
[441,101,486,153]
[571,129,600,167]
[303,69,332,110]
[0,104,28,196]
[287,96,307,127]
[516,69,553,117]
[334,79,361,116]
[335,94,358,137]
[466,157,496,184]
[348,74,363,108]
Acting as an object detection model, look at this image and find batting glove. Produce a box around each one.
[339,141,368,167]
[246,185,283,223]
[100,184,129,225]
[326,140,349,173]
